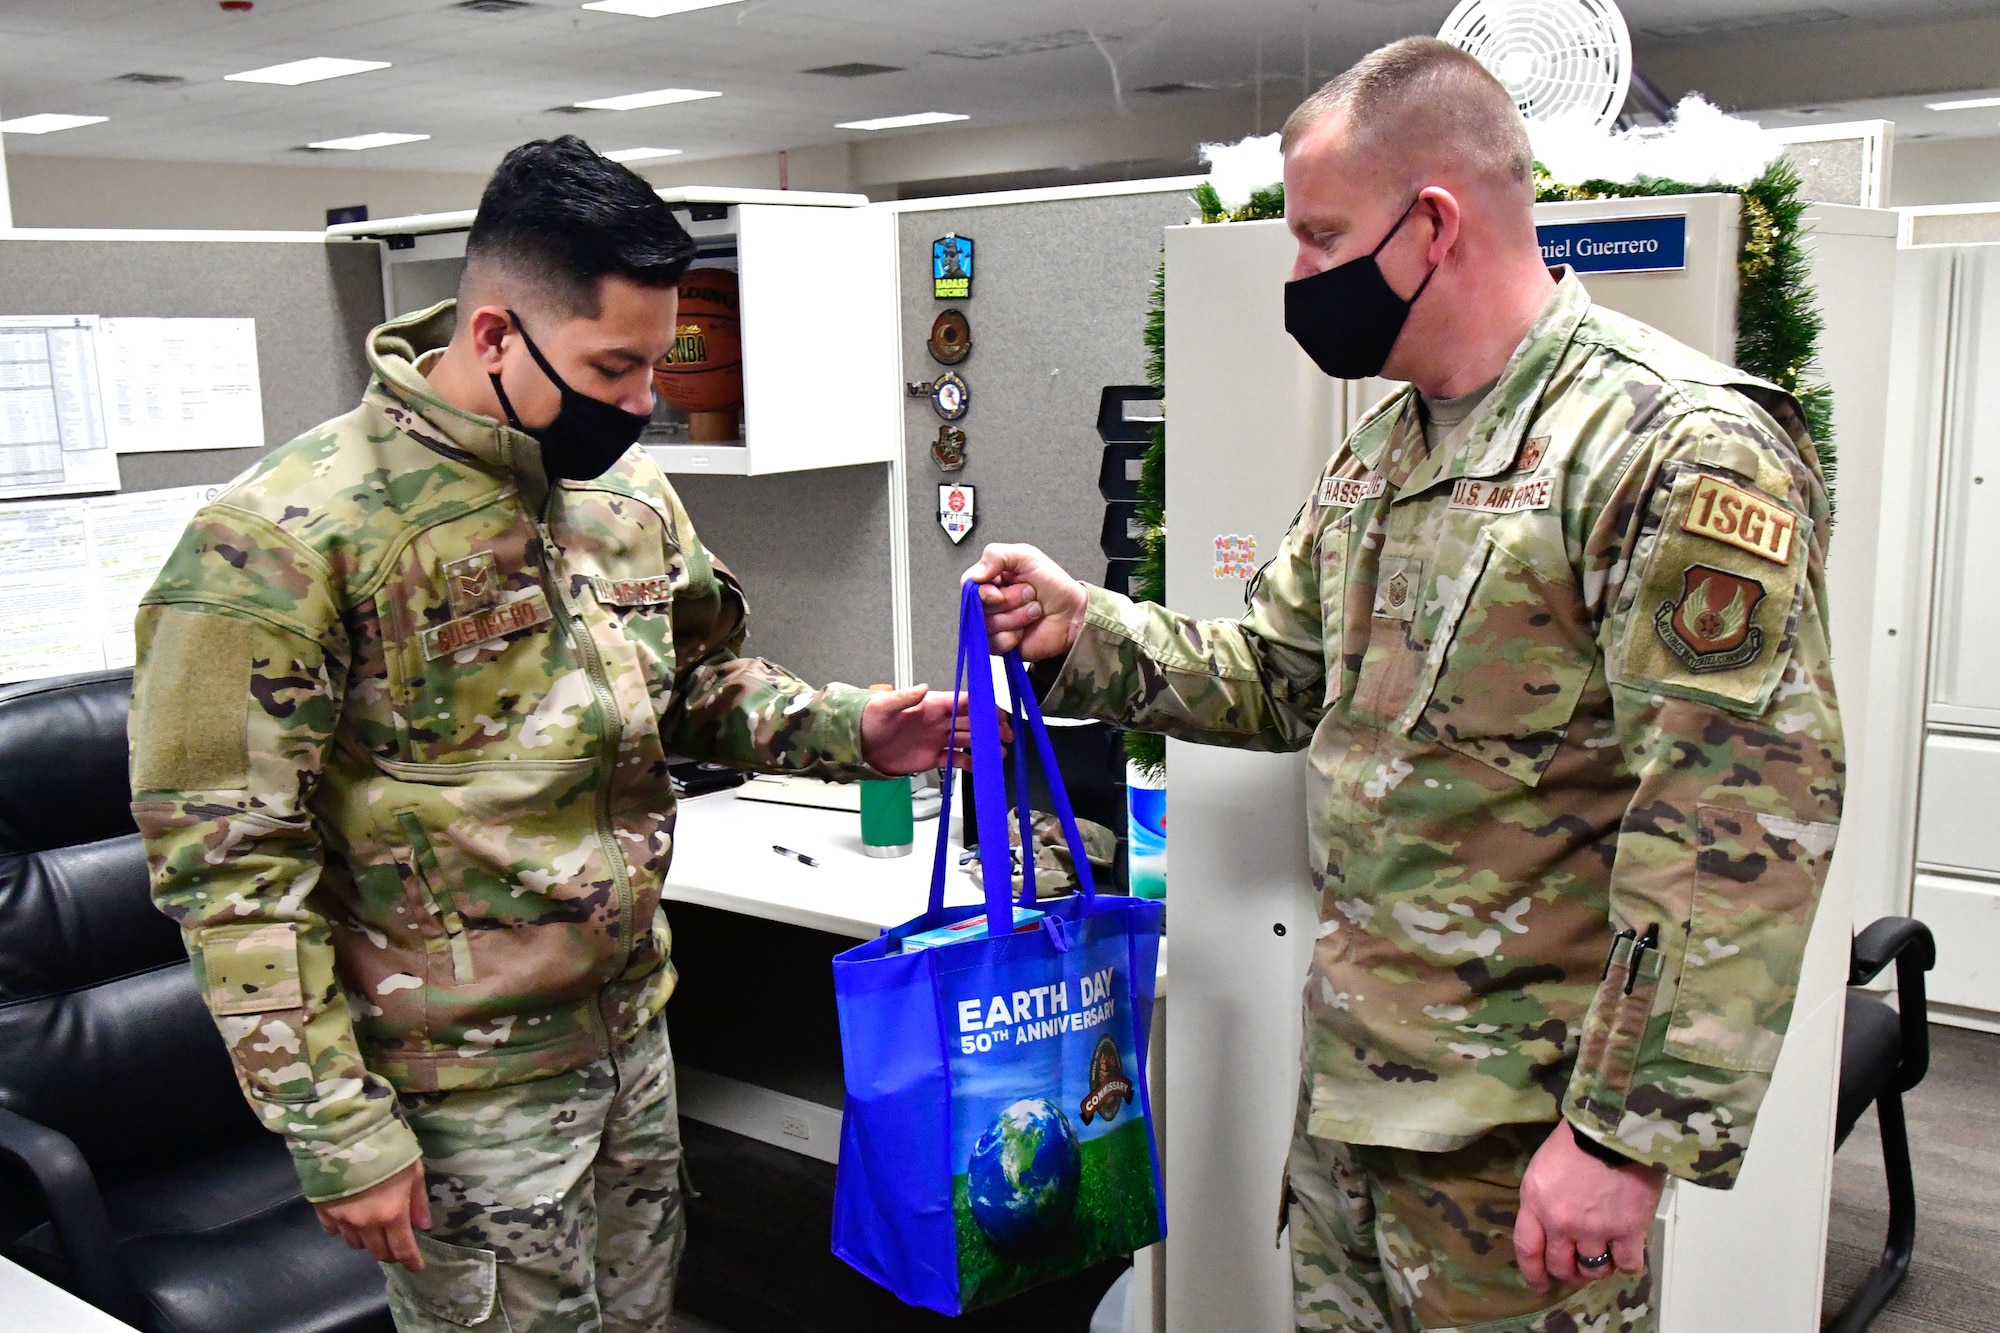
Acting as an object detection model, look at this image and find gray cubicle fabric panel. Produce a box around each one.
[673,464,895,691]
[0,238,382,492]
[898,191,1191,685]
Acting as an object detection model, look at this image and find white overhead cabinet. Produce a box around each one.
[332,187,899,476]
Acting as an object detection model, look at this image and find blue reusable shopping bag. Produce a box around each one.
[831,582,1166,1315]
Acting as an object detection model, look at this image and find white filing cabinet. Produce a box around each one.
[1158,193,1897,1332]
[329,187,900,478]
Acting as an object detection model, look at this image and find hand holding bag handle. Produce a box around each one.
[930,582,1099,936]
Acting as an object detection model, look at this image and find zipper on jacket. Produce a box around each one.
[397,809,475,985]
[536,504,637,992]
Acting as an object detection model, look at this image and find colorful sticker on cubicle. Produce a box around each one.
[1536,215,1687,274]
[934,234,975,299]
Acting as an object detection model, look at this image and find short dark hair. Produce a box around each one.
[463,135,698,316]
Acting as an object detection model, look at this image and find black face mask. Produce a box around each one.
[1284,196,1440,381]
[489,311,653,481]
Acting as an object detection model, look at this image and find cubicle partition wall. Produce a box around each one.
[885,183,1200,688]
[0,231,381,497]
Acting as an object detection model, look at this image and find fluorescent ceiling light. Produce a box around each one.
[836,111,969,131]
[225,57,391,86]
[581,0,745,15]
[0,113,108,134]
[308,131,430,151]
[1926,95,2000,111]
[603,146,683,162]
[574,88,722,111]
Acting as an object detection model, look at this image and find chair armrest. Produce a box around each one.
[1849,916,1936,1095]
[0,1105,145,1325]
[1850,917,1936,986]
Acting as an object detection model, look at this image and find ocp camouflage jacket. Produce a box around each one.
[1044,273,1842,1187]
[130,302,876,1202]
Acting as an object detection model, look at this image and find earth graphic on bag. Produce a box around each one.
[966,1098,1082,1250]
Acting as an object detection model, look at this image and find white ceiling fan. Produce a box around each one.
[1439,0,1633,132]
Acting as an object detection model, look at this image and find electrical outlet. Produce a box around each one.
[780,1114,810,1141]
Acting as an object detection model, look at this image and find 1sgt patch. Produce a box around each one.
[1610,469,1809,714]
[1681,474,1796,564]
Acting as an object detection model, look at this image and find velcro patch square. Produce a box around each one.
[203,921,304,1016]
[1681,475,1796,564]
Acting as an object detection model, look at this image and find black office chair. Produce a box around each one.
[1827,915,1937,1333]
[0,669,392,1333]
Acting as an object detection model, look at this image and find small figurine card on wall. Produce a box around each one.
[933,234,974,300]
[939,484,976,544]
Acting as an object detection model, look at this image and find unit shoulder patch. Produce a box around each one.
[1681,474,1796,564]
[1654,564,1766,673]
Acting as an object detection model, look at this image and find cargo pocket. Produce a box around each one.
[397,811,475,985]
[1405,534,1595,785]
[1664,804,1834,1072]
[385,1233,507,1329]
[199,921,316,1104]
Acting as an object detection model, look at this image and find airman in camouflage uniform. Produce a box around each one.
[971,41,1841,1333]
[128,138,957,1333]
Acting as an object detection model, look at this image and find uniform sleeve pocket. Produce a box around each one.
[1407,535,1596,786]
[199,922,317,1104]
[1664,804,1835,1073]
[386,1233,503,1328]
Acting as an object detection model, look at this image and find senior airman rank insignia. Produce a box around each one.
[1655,564,1766,673]
[443,550,500,617]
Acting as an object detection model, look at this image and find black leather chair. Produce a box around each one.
[1827,915,1937,1333]
[0,669,392,1333]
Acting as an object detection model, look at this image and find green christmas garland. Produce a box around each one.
[1126,162,1832,779]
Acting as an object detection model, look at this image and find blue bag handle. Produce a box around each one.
[928,582,1100,936]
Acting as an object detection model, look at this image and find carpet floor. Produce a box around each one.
[1823,1022,2000,1332]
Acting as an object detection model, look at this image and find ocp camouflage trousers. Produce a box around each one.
[1287,1104,1654,1333]
[382,1014,687,1333]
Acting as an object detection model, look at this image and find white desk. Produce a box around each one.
[663,788,984,939]
[0,1257,138,1332]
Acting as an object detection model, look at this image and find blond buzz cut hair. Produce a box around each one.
[1281,36,1534,193]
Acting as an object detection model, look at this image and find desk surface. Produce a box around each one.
[0,1258,137,1332]
[664,788,984,939]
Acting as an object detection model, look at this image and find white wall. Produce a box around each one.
[1892,136,2000,207]
[4,154,490,230]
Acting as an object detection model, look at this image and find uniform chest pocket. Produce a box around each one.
[1402,533,1596,785]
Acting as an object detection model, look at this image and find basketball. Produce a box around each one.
[653,267,743,413]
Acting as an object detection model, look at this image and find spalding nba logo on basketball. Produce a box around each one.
[653,268,744,433]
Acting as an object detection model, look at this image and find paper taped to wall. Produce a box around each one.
[0,315,121,501]
[99,317,264,453]
[0,483,219,684]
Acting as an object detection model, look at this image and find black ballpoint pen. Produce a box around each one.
[773,844,819,868]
